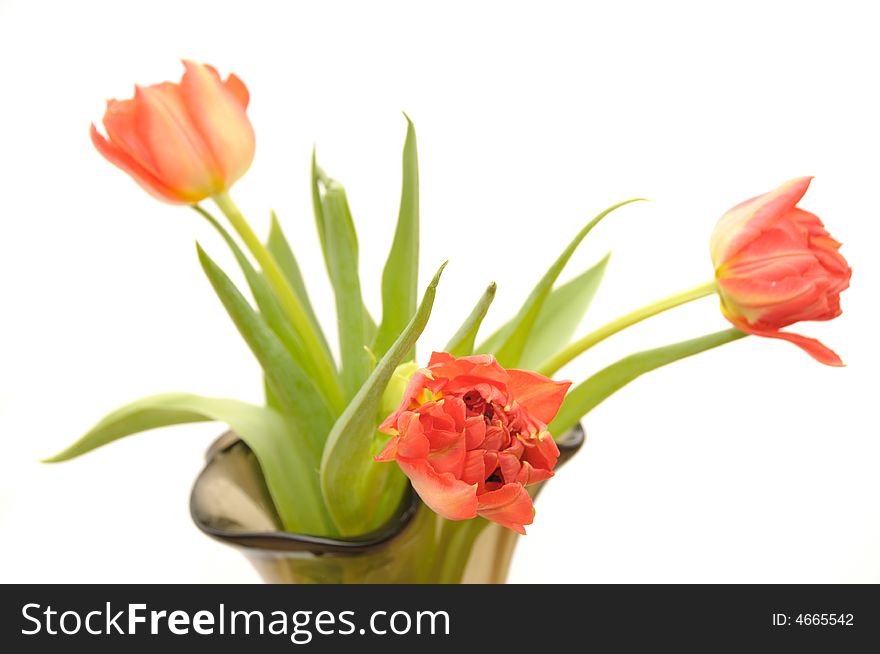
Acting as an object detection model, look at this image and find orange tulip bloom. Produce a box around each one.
[376,352,571,534]
[711,177,851,366]
[90,61,255,204]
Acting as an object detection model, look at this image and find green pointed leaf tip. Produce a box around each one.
[374,116,420,360]
[41,393,331,534]
[320,181,372,399]
[549,328,747,436]
[446,282,497,356]
[488,199,645,367]
[320,262,447,535]
[310,147,328,258]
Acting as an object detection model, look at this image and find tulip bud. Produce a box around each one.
[710,177,851,366]
[90,61,255,204]
[380,361,420,421]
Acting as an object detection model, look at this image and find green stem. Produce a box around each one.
[539,279,718,377]
[212,192,345,414]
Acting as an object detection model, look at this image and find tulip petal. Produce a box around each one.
[101,97,159,176]
[426,429,467,476]
[521,434,560,472]
[461,450,487,486]
[180,60,255,187]
[758,330,843,366]
[463,415,486,449]
[428,351,510,388]
[788,209,852,279]
[477,483,534,534]
[498,451,522,484]
[516,461,553,486]
[481,424,508,451]
[730,319,844,367]
[398,458,478,521]
[718,269,818,305]
[711,177,812,265]
[379,369,432,433]
[374,435,400,462]
[224,73,250,109]
[90,124,188,203]
[506,368,571,424]
[393,412,431,459]
[134,82,221,198]
[717,275,827,326]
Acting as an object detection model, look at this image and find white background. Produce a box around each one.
[1,0,877,583]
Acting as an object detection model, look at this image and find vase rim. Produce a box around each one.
[190,423,585,556]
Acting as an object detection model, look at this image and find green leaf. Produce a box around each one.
[267,210,333,361]
[321,262,447,535]
[193,210,324,411]
[313,151,378,345]
[196,208,334,413]
[42,393,331,534]
[485,199,644,367]
[311,148,328,261]
[475,320,505,355]
[445,282,497,356]
[519,253,610,369]
[549,328,747,435]
[320,181,372,399]
[194,206,338,414]
[363,311,378,345]
[373,115,420,360]
[197,244,334,459]
[195,208,315,376]
[480,254,610,365]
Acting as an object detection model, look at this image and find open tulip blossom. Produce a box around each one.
[710,177,851,366]
[91,61,254,204]
[377,352,571,534]
[45,62,853,583]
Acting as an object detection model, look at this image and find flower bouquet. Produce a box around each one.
[46,62,851,584]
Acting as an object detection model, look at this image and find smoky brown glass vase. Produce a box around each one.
[190,424,585,584]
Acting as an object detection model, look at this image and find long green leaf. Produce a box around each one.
[310,148,328,261]
[479,254,610,362]
[196,207,335,412]
[519,253,610,369]
[321,263,447,535]
[373,116,419,359]
[312,151,377,345]
[193,205,318,412]
[476,319,507,355]
[549,328,747,435]
[197,244,333,458]
[445,282,496,356]
[320,182,372,399]
[195,208,314,375]
[487,199,644,367]
[42,393,331,534]
[266,210,333,361]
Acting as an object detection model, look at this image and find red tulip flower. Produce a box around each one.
[90,61,255,204]
[710,177,851,366]
[377,352,571,534]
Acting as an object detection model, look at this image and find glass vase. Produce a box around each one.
[190,425,584,583]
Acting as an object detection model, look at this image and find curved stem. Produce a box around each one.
[212,192,345,413]
[538,279,718,377]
